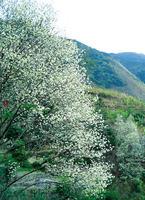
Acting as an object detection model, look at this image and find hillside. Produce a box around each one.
[88,86,145,144]
[110,52,145,83]
[88,87,145,200]
[89,87,145,126]
[75,41,145,100]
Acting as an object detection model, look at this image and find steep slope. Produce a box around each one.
[76,41,125,88]
[110,52,145,83]
[74,41,145,100]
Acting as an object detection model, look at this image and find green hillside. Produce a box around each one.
[88,87,145,200]
[75,41,125,88]
[110,52,145,83]
[75,41,145,100]
[89,87,145,129]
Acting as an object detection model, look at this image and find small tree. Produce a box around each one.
[114,115,144,180]
[0,0,112,198]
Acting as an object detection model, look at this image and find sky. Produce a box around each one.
[50,0,145,54]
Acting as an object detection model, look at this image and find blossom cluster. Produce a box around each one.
[0,0,113,196]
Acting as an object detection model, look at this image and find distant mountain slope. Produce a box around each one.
[110,52,145,83]
[75,41,125,88]
[74,41,145,100]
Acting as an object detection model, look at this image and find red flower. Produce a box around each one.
[3,100,9,108]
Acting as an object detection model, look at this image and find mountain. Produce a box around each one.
[74,41,145,101]
[110,52,145,83]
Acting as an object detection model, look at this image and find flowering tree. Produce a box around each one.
[0,0,112,198]
[114,115,144,180]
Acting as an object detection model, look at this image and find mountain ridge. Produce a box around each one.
[110,52,145,83]
[74,40,145,101]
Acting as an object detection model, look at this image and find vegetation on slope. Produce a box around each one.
[75,40,125,88]
[89,87,145,200]
[89,87,145,129]
[75,41,145,100]
[111,52,145,83]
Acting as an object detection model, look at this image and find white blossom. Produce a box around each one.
[0,0,113,196]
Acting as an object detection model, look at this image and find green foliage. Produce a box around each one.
[89,86,145,129]
[104,187,120,200]
[10,139,30,167]
[105,109,129,121]
[54,176,102,200]
[21,103,37,111]
[0,188,57,200]
[6,125,24,140]
[104,179,145,200]
[1,109,14,121]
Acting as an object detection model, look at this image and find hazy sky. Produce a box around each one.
[51,0,145,53]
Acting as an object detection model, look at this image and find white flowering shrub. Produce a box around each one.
[7,161,20,180]
[0,0,112,197]
[114,115,144,180]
